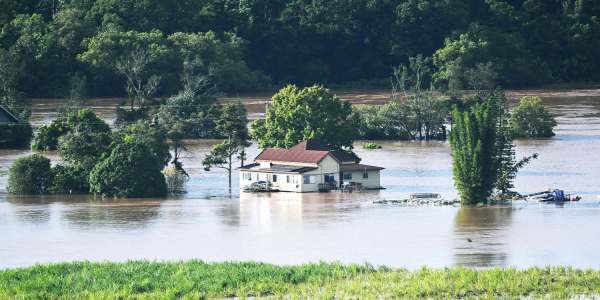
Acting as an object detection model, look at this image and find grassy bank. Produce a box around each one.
[1,261,600,299]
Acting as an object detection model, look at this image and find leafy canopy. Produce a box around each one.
[252,85,358,150]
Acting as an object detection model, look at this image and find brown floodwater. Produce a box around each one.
[1,88,600,269]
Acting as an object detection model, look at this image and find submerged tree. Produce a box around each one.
[510,96,557,138]
[203,102,250,190]
[217,102,250,167]
[252,85,358,150]
[450,93,501,204]
[202,140,238,192]
[391,55,447,140]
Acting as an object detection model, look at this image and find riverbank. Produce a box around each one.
[1,261,600,299]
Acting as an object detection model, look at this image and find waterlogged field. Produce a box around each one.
[1,88,600,269]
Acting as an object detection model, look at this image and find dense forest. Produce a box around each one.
[1,0,599,99]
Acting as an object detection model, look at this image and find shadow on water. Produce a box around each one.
[453,206,514,267]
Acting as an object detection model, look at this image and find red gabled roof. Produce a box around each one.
[255,147,330,164]
[255,140,360,165]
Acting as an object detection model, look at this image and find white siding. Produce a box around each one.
[342,170,381,189]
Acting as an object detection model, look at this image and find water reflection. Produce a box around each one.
[7,195,163,230]
[453,206,513,267]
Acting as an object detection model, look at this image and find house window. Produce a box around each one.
[343,173,352,180]
[243,172,252,181]
[363,171,368,179]
[303,175,316,184]
[272,174,277,182]
[286,175,291,183]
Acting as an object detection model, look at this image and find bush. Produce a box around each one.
[510,96,557,138]
[33,109,110,151]
[0,123,33,149]
[32,119,69,150]
[163,166,188,194]
[49,165,89,194]
[8,154,52,195]
[363,142,382,150]
[89,140,167,198]
[354,104,411,140]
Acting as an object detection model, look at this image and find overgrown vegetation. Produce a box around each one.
[511,96,557,138]
[7,154,52,194]
[450,91,538,204]
[1,261,600,299]
[203,102,250,190]
[9,109,171,198]
[252,85,358,150]
[1,1,599,99]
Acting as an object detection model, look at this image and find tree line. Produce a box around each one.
[1,0,599,99]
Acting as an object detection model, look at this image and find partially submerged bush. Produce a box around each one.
[48,165,89,194]
[89,141,167,198]
[163,166,188,194]
[8,154,52,195]
[510,96,556,137]
[363,142,382,150]
[32,119,69,150]
[33,109,110,151]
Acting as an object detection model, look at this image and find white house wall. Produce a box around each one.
[301,155,340,192]
[342,170,381,189]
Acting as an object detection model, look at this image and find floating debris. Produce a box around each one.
[374,193,460,206]
[520,189,581,203]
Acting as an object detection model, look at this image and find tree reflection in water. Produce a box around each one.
[453,206,513,267]
[8,195,162,230]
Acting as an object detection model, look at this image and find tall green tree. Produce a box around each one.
[251,85,358,150]
[203,102,250,190]
[450,93,501,204]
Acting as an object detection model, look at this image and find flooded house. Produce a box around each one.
[239,140,384,192]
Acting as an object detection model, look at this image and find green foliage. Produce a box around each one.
[252,85,358,150]
[156,81,221,139]
[450,93,501,204]
[2,261,600,299]
[433,24,549,89]
[354,104,413,140]
[115,121,171,169]
[391,55,448,140]
[48,164,88,194]
[8,154,52,194]
[33,109,110,151]
[510,96,557,138]
[363,142,382,150]
[2,1,600,97]
[89,140,167,198]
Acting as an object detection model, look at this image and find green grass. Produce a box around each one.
[1,261,600,299]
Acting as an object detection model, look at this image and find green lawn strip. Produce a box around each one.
[1,262,600,299]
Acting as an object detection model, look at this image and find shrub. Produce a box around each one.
[163,166,188,194]
[89,140,167,198]
[8,154,52,195]
[354,104,411,140]
[33,109,110,151]
[32,119,69,150]
[49,165,89,194]
[510,96,557,138]
[363,142,382,150]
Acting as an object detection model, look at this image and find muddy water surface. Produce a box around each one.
[1,89,600,269]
